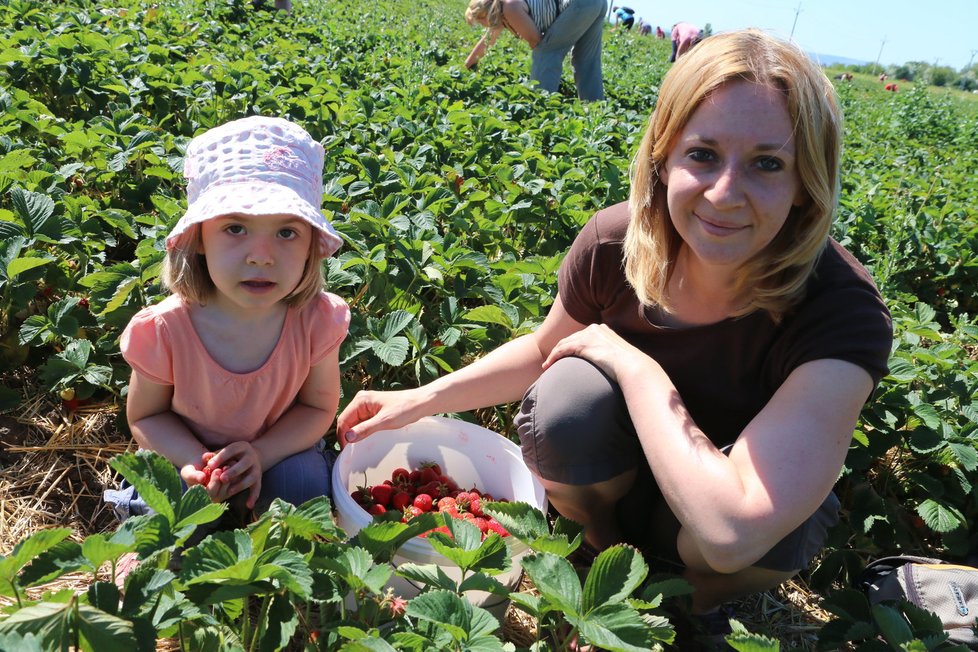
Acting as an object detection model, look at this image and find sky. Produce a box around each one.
[613,0,978,71]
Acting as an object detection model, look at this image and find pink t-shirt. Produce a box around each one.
[120,292,350,448]
[671,22,699,46]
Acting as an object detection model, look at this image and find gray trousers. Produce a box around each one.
[515,356,840,572]
[530,0,606,101]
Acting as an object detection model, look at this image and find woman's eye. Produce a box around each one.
[756,156,784,172]
[687,149,715,163]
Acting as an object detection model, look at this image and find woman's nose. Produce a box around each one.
[704,164,747,208]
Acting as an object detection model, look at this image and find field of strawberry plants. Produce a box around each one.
[1,0,977,649]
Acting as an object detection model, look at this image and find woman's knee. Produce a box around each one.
[516,356,641,483]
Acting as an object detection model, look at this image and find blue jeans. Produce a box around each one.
[104,445,335,521]
[530,0,607,101]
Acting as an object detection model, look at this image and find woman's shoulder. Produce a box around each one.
[586,201,630,244]
[810,239,884,295]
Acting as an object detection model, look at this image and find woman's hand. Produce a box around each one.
[336,388,430,447]
[543,323,650,383]
[204,442,263,509]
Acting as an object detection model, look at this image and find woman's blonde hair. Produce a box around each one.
[464,0,504,27]
[160,224,325,308]
[624,28,841,321]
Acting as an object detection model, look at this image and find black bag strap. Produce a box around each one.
[857,556,945,592]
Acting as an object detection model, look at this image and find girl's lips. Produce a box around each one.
[241,280,276,290]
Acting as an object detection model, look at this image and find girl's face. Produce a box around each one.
[661,81,806,276]
[199,213,312,315]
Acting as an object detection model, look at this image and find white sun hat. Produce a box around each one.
[166,116,343,257]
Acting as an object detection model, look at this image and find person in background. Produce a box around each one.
[464,0,607,102]
[671,21,702,61]
[656,24,666,39]
[107,116,349,524]
[613,5,635,29]
[338,29,892,645]
[638,18,652,36]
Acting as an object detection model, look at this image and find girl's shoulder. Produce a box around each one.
[295,291,351,334]
[123,295,188,339]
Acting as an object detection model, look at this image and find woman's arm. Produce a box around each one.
[465,26,502,68]
[545,324,873,573]
[501,0,542,48]
[337,295,585,443]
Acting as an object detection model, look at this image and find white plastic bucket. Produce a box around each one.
[331,415,547,615]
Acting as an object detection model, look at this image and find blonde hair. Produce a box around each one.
[465,0,504,27]
[161,224,324,308]
[624,28,841,321]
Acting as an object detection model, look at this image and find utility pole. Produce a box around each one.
[968,49,978,70]
[789,1,802,40]
[873,36,887,75]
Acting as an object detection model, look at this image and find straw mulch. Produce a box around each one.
[0,382,830,650]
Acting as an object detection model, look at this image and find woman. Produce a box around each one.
[339,29,891,628]
[463,0,606,101]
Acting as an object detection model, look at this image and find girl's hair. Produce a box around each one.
[161,224,324,308]
[465,0,504,27]
[624,28,842,321]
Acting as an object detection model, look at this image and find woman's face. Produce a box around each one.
[661,81,806,275]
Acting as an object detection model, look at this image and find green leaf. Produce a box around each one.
[77,604,137,651]
[426,519,511,575]
[256,593,298,652]
[0,528,72,597]
[916,499,965,532]
[405,589,500,642]
[571,602,655,652]
[370,336,409,366]
[463,305,514,329]
[520,552,582,615]
[581,545,648,611]
[948,442,978,471]
[10,187,57,238]
[0,602,73,650]
[872,602,914,647]
[109,451,181,523]
[395,562,459,592]
[911,403,942,430]
[6,256,52,279]
[82,534,132,571]
[725,618,780,651]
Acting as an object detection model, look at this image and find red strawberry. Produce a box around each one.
[419,467,438,485]
[368,503,387,516]
[201,467,212,484]
[391,491,411,510]
[404,505,424,519]
[370,484,393,507]
[468,495,483,517]
[436,496,457,512]
[473,517,490,535]
[486,518,509,537]
[413,493,433,512]
[391,467,410,483]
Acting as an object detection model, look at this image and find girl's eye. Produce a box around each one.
[756,156,784,172]
[278,228,298,240]
[224,224,245,235]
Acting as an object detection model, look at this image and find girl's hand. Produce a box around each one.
[204,443,263,509]
[543,323,648,383]
[180,463,209,487]
[335,388,428,447]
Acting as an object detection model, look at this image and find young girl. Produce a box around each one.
[111,115,349,518]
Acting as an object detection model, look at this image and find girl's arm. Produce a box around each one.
[338,295,585,443]
[545,324,873,573]
[127,371,209,484]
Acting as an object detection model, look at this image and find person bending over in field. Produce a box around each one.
[463,0,606,101]
[105,116,349,526]
[337,29,892,645]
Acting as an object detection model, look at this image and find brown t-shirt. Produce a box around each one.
[559,202,893,448]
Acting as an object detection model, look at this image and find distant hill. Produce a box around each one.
[808,52,869,67]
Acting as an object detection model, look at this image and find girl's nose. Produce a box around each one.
[704,164,747,209]
[246,239,274,266]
